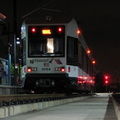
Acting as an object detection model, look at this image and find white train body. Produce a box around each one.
[21,15,94,93]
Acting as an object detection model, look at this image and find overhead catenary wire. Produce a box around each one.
[21,0,56,19]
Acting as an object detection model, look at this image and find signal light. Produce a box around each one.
[61,67,65,72]
[27,67,32,72]
[58,27,62,32]
[90,80,93,83]
[87,50,91,54]
[78,80,82,84]
[55,67,65,72]
[77,29,81,34]
[31,27,36,33]
[92,60,96,64]
[105,76,108,79]
[105,80,108,84]
[104,75,109,85]
[104,75,109,80]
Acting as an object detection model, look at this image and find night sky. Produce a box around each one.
[0,0,120,81]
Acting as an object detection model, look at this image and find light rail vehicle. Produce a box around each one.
[21,14,95,94]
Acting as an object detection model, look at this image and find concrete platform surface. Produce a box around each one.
[0,96,117,120]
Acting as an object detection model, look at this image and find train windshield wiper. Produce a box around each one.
[49,57,54,63]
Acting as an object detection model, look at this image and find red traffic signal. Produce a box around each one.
[104,75,109,85]
[105,80,109,84]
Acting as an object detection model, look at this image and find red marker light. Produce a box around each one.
[87,50,91,54]
[61,67,65,72]
[58,27,62,32]
[78,80,82,84]
[77,29,81,34]
[92,60,96,64]
[27,67,32,72]
[90,80,94,83]
[31,27,36,33]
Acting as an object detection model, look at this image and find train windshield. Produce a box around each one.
[28,26,65,57]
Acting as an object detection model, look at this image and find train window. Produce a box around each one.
[28,26,65,57]
[22,37,26,65]
[47,38,54,53]
[78,42,83,65]
[67,36,78,65]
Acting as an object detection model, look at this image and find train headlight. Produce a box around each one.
[27,67,37,72]
[55,67,61,71]
[61,67,65,72]
[27,67,32,72]
[55,67,65,72]
[32,67,37,71]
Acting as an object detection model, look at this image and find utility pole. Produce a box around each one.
[13,0,17,85]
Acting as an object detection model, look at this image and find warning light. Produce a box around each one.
[31,27,36,33]
[58,27,62,32]
[42,29,51,34]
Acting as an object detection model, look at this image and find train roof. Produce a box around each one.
[22,11,72,24]
[21,11,94,61]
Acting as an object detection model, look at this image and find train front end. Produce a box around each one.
[21,23,69,93]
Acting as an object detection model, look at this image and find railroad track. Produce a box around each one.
[0,94,67,106]
[0,92,94,107]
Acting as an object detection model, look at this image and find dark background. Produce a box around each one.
[0,0,120,85]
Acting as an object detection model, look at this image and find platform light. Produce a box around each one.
[16,41,20,44]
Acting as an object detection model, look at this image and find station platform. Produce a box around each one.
[0,85,23,94]
[0,94,118,120]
